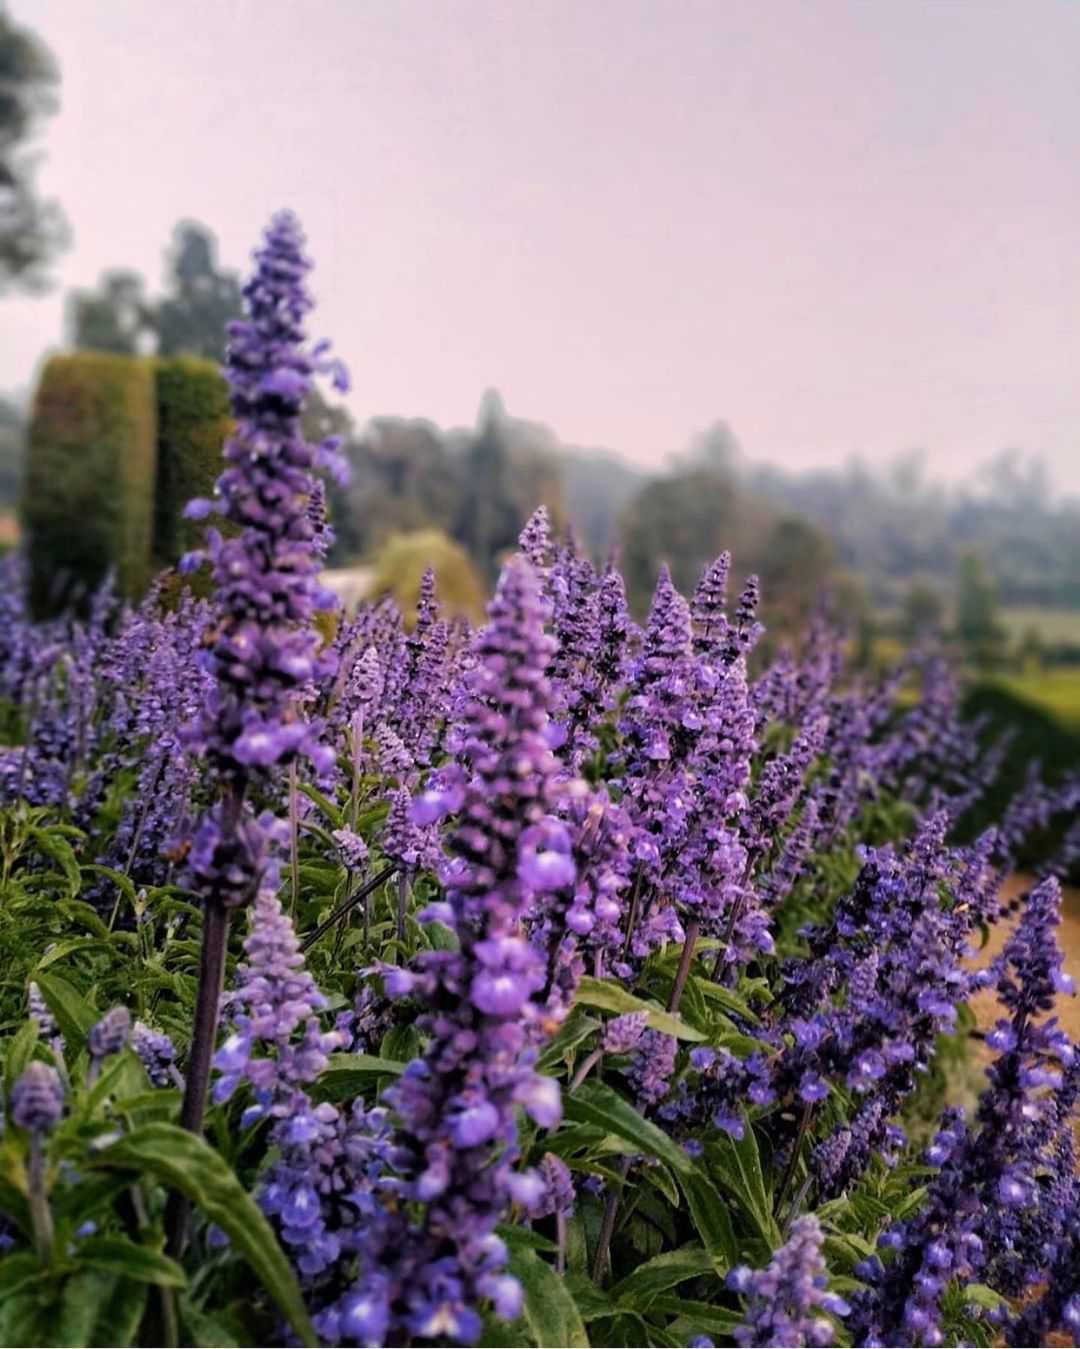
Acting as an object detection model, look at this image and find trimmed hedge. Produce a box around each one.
[23,353,157,616]
[153,357,231,566]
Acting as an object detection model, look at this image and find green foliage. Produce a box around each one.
[370,529,485,624]
[0,7,67,294]
[152,357,231,565]
[22,354,157,614]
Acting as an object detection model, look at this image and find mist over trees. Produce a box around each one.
[744,447,1080,609]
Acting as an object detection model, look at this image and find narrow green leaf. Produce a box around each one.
[180,1300,242,1348]
[90,1123,316,1346]
[297,782,344,828]
[313,1053,406,1103]
[962,1283,1008,1311]
[497,1224,559,1254]
[28,827,81,898]
[33,972,98,1049]
[688,976,761,1024]
[76,1235,187,1288]
[90,1276,147,1347]
[3,1019,40,1104]
[706,1125,781,1247]
[538,1007,601,1073]
[678,1166,738,1268]
[564,1082,692,1176]
[510,1246,589,1348]
[609,1246,718,1308]
[575,976,706,1042]
[0,1251,46,1300]
[36,938,114,972]
[652,1297,743,1339]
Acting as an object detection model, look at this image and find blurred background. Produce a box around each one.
[2,0,1079,800]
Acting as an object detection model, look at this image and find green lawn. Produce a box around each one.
[988,669,1080,733]
[999,606,1080,646]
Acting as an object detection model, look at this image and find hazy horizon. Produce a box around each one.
[4,0,1079,490]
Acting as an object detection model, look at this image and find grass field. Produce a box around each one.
[988,668,1080,733]
[1000,605,1080,645]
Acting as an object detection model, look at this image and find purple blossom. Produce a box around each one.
[729,1215,847,1347]
[11,1061,64,1135]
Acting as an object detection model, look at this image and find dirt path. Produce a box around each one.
[968,874,1080,1039]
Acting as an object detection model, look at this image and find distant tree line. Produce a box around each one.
[743,449,1080,611]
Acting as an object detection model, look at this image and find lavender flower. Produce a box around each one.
[88,1006,131,1062]
[729,1215,848,1347]
[11,1061,64,1136]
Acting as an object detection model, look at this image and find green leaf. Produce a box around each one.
[90,1276,147,1348]
[510,1246,589,1348]
[36,939,114,972]
[3,1019,40,1104]
[961,1283,1008,1312]
[55,900,113,941]
[297,782,343,828]
[688,975,761,1023]
[28,827,81,899]
[537,1007,601,1073]
[574,976,706,1042]
[610,1246,718,1309]
[0,1252,47,1300]
[76,1235,186,1288]
[497,1225,559,1254]
[180,1301,242,1348]
[706,1125,781,1247]
[565,1082,692,1175]
[313,1053,405,1103]
[677,1166,738,1268]
[89,1123,315,1347]
[653,1298,743,1339]
[33,973,98,1050]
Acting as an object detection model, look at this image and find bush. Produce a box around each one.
[370,528,485,624]
[152,356,231,566]
[22,353,156,615]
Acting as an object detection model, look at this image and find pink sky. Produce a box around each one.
[5,0,1080,488]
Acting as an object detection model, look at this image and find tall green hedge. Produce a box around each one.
[23,353,157,616]
[152,357,231,566]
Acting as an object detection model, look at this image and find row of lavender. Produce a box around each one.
[1,213,1079,1347]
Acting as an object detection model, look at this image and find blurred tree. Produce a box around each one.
[955,551,1005,669]
[452,390,524,583]
[70,270,151,353]
[758,515,833,632]
[155,222,242,361]
[370,528,485,624]
[0,394,23,506]
[0,6,67,293]
[901,580,946,642]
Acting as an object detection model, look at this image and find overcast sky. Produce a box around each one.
[6,0,1080,488]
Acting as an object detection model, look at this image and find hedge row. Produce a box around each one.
[22,354,231,615]
[153,356,232,565]
[23,353,157,616]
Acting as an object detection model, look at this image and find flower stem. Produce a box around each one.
[569,1048,603,1093]
[288,759,300,917]
[300,864,395,953]
[668,918,700,1014]
[27,1137,54,1264]
[168,896,230,1256]
[592,1155,632,1283]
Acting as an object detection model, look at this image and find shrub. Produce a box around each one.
[370,527,486,623]
[152,356,231,566]
[22,353,156,615]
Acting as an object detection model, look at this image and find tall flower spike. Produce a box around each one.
[337,559,568,1345]
[728,1215,848,1347]
[173,212,346,1162]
